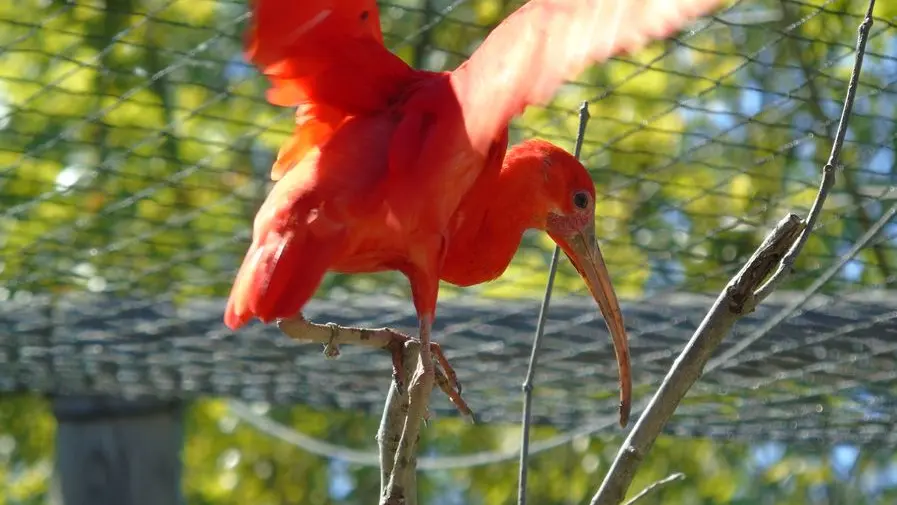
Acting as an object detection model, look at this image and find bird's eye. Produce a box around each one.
[572,191,589,210]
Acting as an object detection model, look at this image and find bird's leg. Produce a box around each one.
[388,338,472,417]
[428,342,461,394]
[413,315,435,423]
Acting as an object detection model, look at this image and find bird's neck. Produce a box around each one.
[490,153,551,229]
[439,150,549,286]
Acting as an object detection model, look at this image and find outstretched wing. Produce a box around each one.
[245,0,414,112]
[451,0,724,154]
[245,0,417,180]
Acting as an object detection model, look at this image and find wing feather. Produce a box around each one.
[245,0,414,113]
[245,0,417,179]
[451,0,724,153]
[224,160,347,330]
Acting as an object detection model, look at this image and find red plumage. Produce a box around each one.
[226,0,726,426]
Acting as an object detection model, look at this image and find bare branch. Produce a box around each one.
[782,0,893,281]
[278,316,410,354]
[753,0,876,301]
[623,473,685,505]
[589,214,802,505]
[590,2,875,503]
[708,0,878,369]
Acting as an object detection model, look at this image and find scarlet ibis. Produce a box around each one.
[225,0,724,426]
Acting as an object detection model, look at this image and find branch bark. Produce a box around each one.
[377,341,421,505]
[589,2,875,503]
[385,351,430,505]
[278,316,413,355]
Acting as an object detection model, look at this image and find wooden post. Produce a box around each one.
[49,397,185,505]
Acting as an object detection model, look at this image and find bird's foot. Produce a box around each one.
[387,338,474,422]
[433,362,474,423]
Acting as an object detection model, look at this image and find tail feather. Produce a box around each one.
[224,224,344,331]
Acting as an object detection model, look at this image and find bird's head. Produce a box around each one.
[509,139,632,427]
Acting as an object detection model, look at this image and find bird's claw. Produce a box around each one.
[432,356,474,420]
[387,336,473,420]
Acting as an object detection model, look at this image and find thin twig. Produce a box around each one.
[590,2,875,503]
[781,0,893,282]
[622,473,685,505]
[707,200,897,373]
[517,101,591,505]
[753,0,876,301]
[711,0,877,368]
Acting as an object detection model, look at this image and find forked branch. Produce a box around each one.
[590,1,875,503]
[277,316,462,505]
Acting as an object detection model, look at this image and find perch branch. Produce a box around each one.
[590,3,875,504]
[277,316,471,417]
[380,341,423,505]
[278,316,454,505]
[385,351,431,505]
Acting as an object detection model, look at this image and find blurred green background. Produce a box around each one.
[2,0,897,503]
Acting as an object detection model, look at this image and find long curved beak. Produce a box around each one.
[551,220,632,427]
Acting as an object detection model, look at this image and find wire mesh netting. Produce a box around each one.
[1,0,896,444]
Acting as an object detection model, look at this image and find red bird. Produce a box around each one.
[225,0,724,426]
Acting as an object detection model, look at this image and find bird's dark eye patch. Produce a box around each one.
[572,191,589,209]
[360,10,369,20]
